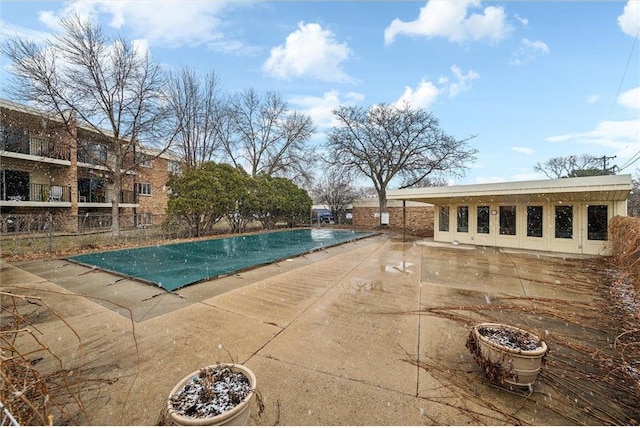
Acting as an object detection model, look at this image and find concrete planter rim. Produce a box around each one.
[167,363,256,426]
[473,322,548,356]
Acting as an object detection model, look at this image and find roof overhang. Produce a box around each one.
[387,175,633,205]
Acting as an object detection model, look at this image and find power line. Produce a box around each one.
[618,149,640,171]
[607,23,640,121]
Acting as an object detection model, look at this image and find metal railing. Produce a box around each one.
[78,189,136,204]
[1,183,72,202]
[0,136,71,161]
[0,213,276,257]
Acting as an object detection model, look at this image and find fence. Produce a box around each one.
[0,213,178,258]
[0,213,306,258]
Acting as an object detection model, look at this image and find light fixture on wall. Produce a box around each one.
[491,209,497,215]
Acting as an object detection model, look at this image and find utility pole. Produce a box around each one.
[600,155,616,174]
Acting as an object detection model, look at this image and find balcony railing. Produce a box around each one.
[0,137,71,161]
[2,183,71,203]
[78,189,137,204]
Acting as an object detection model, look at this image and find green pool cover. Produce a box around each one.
[68,229,375,291]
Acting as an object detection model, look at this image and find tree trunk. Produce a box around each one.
[111,171,121,237]
[377,188,388,228]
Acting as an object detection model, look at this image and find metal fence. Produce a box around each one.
[0,213,197,257]
[0,213,304,258]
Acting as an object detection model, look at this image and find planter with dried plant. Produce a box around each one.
[167,364,256,426]
[466,322,548,388]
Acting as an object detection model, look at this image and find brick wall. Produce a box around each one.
[135,157,171,216]
[2,101,176,221]
[353,199,434,237]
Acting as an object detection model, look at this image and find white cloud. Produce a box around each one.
[618,0,640,37]
[36,1,238,51]
[512,147,535,155]
[515,14,528,26]
[384,0,512,45]
[263,22,354,83]
[587,94,600,104]
[618,86,640,110]
[511,38,550,65]
[395,79,441,109]
[288,90,364,130]
[131,39,150,58]
[446,65,480,97]
[0,18,53,42]
[396,65,479,108]
[38,10,64,31]
[546,86,639,159]
[546,119,640,158]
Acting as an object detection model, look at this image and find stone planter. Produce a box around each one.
[467,322,548,388]
[167,364,256,426]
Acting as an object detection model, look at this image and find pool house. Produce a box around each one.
[387,175,633,256]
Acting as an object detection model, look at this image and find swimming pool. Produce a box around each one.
[68,228,376,291]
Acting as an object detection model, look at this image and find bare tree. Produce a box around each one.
[312,167,360,224]
[407,176,449,188]
[534,154,609,179]
[629,170,640,217]
[165,67,226,169]
[222,88,316,185]
[2,14,175,235]
[326,102,476,225]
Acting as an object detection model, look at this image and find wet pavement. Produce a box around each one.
[1,232,630,425]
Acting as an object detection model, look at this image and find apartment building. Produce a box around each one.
[0,98,181,232]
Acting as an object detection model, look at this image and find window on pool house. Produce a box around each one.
[457,206,469,233]
[477,206,490,234]
[499,206,516,235]
[587,205,608,240]
[555,205,573,239]
[527,206,543,237]
[438,206,450,232]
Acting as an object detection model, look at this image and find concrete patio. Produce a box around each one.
[1,232,632,425]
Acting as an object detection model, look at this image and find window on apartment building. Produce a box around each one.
[439,206,450,232]
[168,161,182,174]
[527,206,543,237]
[555,205,573,239]
[499,206,516,235]
[477,206,490,234]
[1,125,28,153]
[457,206,469,233]
[587,205,608,241]
[136,182,152,196]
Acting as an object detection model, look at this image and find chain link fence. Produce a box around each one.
[0,213,241,259]
[0,212,316,259]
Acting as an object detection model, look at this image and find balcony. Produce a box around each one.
[0,136,71,161]
[78,189,137,205]
[1,183,71,203]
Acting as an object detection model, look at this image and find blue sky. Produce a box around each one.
[1,0,639,186]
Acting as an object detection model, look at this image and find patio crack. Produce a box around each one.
[241,237,390,365]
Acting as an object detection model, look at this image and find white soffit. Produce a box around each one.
[387,175,633,204]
